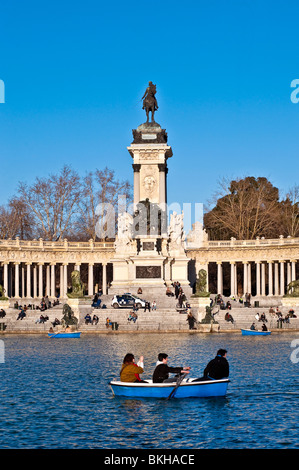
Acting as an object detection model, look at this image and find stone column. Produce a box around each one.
[291,260,296,281]
[38,263,44,298]
[261,262,266,296]
[247,263,252,294]
[63,263,68,298]
[256,261,261,296]
[33,265,37,298]
[102,262,107,295]
[268,261,273,296]
[21,264,25,298]
[50,263,56,298]
[14,262,20,298]
[243,262,248,295]
[230,262,235,296]
[280,261,285,296]
[287,261,291,287]
[132,164,141,207]
[46,264,50,296]
[88,263,94,296]
[217,262,223,295]
[60,265,64,298]
[274,263,279,296]
[3,262,8,298]
[234,263,237,295]
[26,263,32,298]
[158,163,166,205]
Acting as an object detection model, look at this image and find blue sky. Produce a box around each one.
[0,0,298,221]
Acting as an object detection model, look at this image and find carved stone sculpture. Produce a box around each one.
[67,270,85,298]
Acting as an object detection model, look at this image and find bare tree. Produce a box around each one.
[18,165,81,241]
[0,197,33,239]
[75,167,132,240]
[279,185,299,237]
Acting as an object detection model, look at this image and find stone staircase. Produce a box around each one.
[213,306,299,331]
[1,291,299,333]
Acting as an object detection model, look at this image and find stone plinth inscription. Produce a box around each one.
[136,266,161,278]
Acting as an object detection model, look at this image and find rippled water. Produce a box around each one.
[0,332,298,449]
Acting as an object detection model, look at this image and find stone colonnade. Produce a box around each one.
[1,261,109,299]
[197,259,298,297]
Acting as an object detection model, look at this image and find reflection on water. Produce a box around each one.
[0,332,298,448]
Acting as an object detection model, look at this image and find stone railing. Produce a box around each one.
[0,238,115,250]
[206,236,299,248]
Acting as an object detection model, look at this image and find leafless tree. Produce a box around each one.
[18,165,81,241]
[75,167,132,240]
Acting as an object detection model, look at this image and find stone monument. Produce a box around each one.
[110,83,191,295]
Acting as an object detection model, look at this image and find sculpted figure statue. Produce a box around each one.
[195,269,208,294]
[67,270,85,298]
[168,211,185,244]
[141,81,158,123]
[115,212,134,252]
[286,279,299,296]
[61,304,78,327]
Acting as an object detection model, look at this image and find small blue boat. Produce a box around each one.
[109,378,230,399]
[241,329,271,336]
[48,332,81,338]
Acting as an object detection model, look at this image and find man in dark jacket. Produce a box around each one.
[192,349,229,382]
[152,353,191,383]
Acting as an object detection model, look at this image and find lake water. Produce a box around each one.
[0,332,298,449]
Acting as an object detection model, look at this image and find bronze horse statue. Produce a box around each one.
[141,81,158,123]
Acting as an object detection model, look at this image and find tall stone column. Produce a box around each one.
[291,260,296,281]
[46,264,50,296]
[33,265,37,298]
[217,262,223,295]
[88,263,94,296]
[38,263,44,298]
[256,261,261,296]
[102,262,107,295]
[268,261,273,296]
[26,263,32,298]
[3,262,8,298]
[230,262,235,296]
[243,261,248,294]
[50,263,56,298]
[14,262,20,298]
[60,265,64,298]
[247,262,252,294]
[280,261,285,296]
[21,264,25,298]
[261,262,266,296]
[274,263,279,296]
[287,261,291,287]
[234,263,237,296]
[132,164,141,207]
[63,263,68,298]
[158,163,167,205]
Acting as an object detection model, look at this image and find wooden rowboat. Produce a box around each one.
[109,378,230,399]
[241,329,271,336]
[48,332,81,338]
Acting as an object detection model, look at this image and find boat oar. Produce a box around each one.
[166,373,187,400]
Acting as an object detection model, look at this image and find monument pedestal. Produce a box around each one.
[66,298,92,321]
[281,297,299,308]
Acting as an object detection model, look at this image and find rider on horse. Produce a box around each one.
[142,81,158,123]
